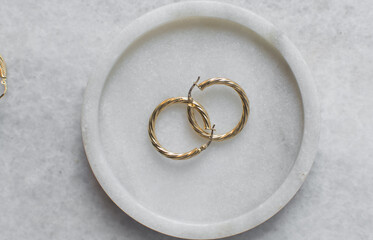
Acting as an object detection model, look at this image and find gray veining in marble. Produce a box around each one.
[0,0,372,239]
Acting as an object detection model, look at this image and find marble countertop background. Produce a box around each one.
[0,0,372,239]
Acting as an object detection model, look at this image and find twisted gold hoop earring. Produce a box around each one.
[148,97,215,160]
[148,77,249,160]
[187,77,250,141]
[0,55,7,99]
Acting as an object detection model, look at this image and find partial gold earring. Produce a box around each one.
[0,55,7,99]
[187,77,250,141]
[148,97,215,160]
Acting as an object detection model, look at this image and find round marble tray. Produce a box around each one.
[81,2,319,239]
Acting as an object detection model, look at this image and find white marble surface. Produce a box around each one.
[0,0,371,239]
[82,2,319,238]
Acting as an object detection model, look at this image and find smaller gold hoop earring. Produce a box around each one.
[187,77,250,141]
[0,55,7,99]
[148,97,215,160]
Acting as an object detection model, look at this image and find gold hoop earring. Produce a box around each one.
[187,77,250,141]
[148,77,249,160]
[0,55,7,99]
[148,97,216,160]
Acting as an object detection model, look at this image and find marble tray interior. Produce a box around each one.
[98,17,303,224]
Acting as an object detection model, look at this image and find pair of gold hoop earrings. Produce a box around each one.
[148,77,250,160]
[0,55,7,99]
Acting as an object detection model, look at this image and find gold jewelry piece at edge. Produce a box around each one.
[187,77,250,141]
[0,55,7,99]
[148,97,215,160]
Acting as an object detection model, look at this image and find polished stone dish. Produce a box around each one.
[81,2,320,239]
